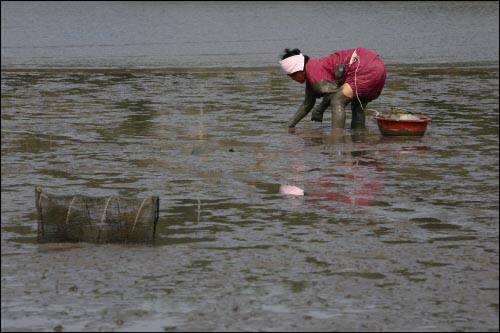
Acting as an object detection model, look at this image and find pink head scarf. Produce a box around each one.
[279,54,305,74]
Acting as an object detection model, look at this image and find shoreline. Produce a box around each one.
[2,60,499,73]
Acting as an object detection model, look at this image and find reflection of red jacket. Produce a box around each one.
[305,48,386,101]
[311,160,385,206]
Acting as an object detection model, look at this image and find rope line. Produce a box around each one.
[353,52,364,111]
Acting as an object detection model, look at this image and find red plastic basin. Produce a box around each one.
[376,116,431,136]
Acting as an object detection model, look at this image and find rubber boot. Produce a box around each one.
[351,99,368,129]
[330,92,351,129]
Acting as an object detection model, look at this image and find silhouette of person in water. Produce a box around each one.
[279,134,430,206]
[279,131,386,206]
[280,157,385,206]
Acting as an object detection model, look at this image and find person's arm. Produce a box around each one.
[310,94,331,122]
[310,81,340,122]
[287,85,316,128]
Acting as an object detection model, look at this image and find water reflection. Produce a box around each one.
[282,129,388,206]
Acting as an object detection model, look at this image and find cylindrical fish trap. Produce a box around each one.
[35,187,159,244]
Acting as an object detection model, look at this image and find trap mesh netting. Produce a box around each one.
[35,187,159,243]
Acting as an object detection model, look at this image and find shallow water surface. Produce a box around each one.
[1,62,498,331]
[2,1,499,68]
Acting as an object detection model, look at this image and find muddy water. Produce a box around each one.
[2,1,499,330]
[1,62,499,331]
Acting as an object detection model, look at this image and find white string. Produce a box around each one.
[366,109,380,117]
[354,54,364,111]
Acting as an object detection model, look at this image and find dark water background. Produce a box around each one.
[2,1,499,332]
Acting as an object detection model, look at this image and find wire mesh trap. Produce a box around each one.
[35,187,159,244]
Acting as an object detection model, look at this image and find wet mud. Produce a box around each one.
[1,63,499,331]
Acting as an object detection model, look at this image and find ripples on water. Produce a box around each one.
[1,63,499,331]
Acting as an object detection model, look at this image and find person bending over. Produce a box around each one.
[279,47,386,129]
